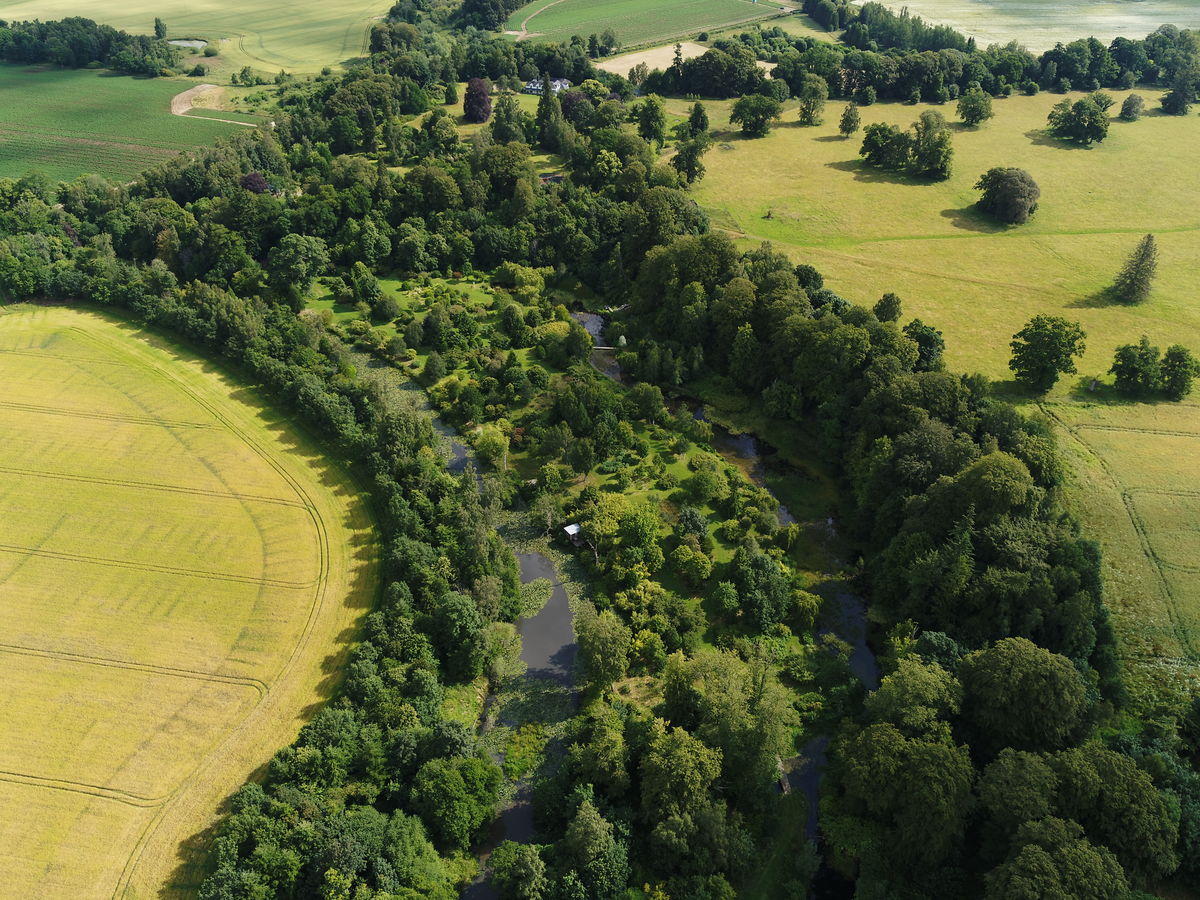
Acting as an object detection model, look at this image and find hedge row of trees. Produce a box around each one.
[0,16,182,74]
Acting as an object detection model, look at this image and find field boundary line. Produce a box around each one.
[0,464,310,510]
[0,770,167,808]
[0,642,268,697]
[1074,422,1200,439]
[1041,402,1198,659]
[0,399,219,429]
[0,543,318,589]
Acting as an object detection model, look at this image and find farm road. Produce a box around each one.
[170,85,256,126]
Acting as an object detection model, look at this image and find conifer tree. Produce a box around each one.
[688,101,709,136]
[1110,234,1158,304]
[839,101,861,138]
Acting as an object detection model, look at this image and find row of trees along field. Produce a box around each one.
[0,16,181,75]
[3,10,1200,899]
[646,14,1200,109]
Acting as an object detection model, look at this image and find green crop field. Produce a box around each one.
[684,89,1200,708]
[0,65,245,182]
[0,0,387,72]
[506,0,795,46]
[0,305,376,899]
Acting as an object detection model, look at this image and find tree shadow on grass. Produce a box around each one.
[1066,286,1121,308]
[1024,129,1090,149]
[814,134,851,142]
[939,205,1006,234]
[825,158,925,185]
[1064,374,1140,404]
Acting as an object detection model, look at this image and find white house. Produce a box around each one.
[523,77,571,96]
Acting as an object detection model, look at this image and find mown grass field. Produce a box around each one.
[0,305,377,898]
[686,89,1200,383]
[684,89,1200,709]
[0,65,244,182]
[506,0,795,46]
[0,0,386,72]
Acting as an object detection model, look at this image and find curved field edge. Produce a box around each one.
[0,304,379,900]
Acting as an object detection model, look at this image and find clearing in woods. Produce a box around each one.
[0,305,377,898]
[506,0,794,46]
[0,65,246,182]
[684,89,1200,708]
[0,0,387,72]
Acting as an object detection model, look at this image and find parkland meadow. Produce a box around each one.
[506,0,794,45]
[0,0,386,72]
[0,305,377,898]
[0,66,246,182]
[685,87,1200,707]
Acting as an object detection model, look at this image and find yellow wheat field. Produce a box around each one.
[0,305,378,898]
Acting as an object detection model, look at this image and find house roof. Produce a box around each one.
[564,523,581,536]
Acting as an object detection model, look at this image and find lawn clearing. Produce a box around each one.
[687,89,1200,384]
[506,0,796,46]
[0,305,377,899]
[0,65,245,182]
[0,0,387,72]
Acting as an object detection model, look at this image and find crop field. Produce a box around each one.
[874,0,1200,52]
[0,0,387,72]
[506,0,796,46]
[685,89,1200,710]
[0,66,243,182]
[0,305,377,898]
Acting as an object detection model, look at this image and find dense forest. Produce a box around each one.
[0,16,181,74]
[3,6,1200,899]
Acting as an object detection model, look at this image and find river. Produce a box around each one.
[570,311,880,845]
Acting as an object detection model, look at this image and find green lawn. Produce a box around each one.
[0,0,388,72]
[685,89,1200,386]
[0,65,244,181]
[506,0,794,46]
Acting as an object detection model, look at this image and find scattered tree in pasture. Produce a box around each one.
[671,132,712,183]
[910,110,953,180]
[153,17,167,39]
[1161,345,1200,400]
[797,73,829,125]
[491,91,528,143]
[975,167,1040,224]
[838,101,861,138]
[1109,233,1157,304]
[1047,95,1109,144]
[1110,336,1161,396]
[730,94,783,137]
[463,77,492,123]
[957,87,994,126]
[444,81,459,105]
[859,122,912,169]
[1119,93,1144,120]
[1009,315,1086,392]
[688,100,709,136]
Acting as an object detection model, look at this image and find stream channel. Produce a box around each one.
[570,311,880,840]
[345,323,875,889]
[336,342,579,897]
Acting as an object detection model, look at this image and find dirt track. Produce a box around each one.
[169,85,256,127]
